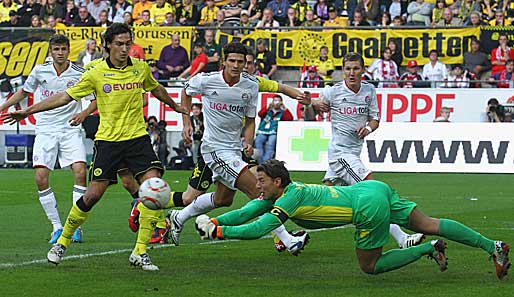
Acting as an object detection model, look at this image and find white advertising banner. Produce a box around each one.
[275,122,514,173]
[0,87,512,131]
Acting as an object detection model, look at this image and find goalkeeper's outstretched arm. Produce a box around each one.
[214,199,274,226]
[218,213,283,240]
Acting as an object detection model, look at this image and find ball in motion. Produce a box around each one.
[139,177,171,210]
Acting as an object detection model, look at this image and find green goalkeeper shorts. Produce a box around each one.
[351,180,417,250]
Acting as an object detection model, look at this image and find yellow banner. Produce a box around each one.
[218,28,480,66]
[55,26,194,62]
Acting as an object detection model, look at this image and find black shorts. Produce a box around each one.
[89,135,164,184]
[188,145,257,191]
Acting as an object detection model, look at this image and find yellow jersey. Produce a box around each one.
[66,57,159,142]
[150,2,175,25]
[316,58,335,82]
[256,76,279,92]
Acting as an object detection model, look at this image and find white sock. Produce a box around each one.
[38,188,62,231]
[176,193,216,226]
[389,224,408,245]
[273,224,292,247]
[72,185,87,204]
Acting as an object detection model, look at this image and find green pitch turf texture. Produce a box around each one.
[0,169,512,297]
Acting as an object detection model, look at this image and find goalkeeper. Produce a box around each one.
[196,159,511,279]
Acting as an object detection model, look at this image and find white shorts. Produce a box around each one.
[202,150,248,190]
[325,154,371,186]
[33,130,86,170]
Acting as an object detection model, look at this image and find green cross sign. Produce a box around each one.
[290,128,330,162]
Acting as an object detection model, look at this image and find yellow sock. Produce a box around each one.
[57,204,90,247]
[134,203,163,255]
[164,192,176,208]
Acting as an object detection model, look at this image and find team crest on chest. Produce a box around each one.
[66,79,78,88]
[133,69,140,76]
[364,95,371,104]
[241,89,251,101]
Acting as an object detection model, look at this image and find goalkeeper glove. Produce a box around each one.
[195,215,217,240]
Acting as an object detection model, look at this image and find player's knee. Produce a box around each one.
[214,196,233,207]
[359,263,376,275]
[34,173,49,189]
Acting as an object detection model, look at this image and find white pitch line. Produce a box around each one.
[0,226,350,269]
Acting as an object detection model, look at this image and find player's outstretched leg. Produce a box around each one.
[130,203,163,271]
[389,224,425,249]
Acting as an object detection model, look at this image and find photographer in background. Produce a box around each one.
[190,103,204,164]
[147,116,169,164]
[484,98,503,123]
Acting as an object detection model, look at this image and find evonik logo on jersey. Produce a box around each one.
[102,82,143,93]
[367,140,509,164]
[209,102,246,113]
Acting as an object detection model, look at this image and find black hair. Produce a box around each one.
[103,23,132,53]
[343,52,364,68]
[223,42,247,61]
[49,34,70,48]
[429,49,439,56]
[488,98,499,105]
[256,159,292,188]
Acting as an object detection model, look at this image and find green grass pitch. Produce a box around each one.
[0,169,513,297]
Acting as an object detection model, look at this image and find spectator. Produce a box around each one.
[46,15,65,29]
[137,9,154,26]
[190,103,204,164]
[323,5,348,29]
[390,15,403,26]
[73,6,97,26]
[151,0,174,26]
[162,12,180,26]
[147,117,169,166]
[17,0,42,27]
[407,0,431,26]
[504,112,513,122]
[436,7,463,26]
[400,60,425,88]
[423,49,448,87]
[458,0,480,24]
[0,0,17,23]
[178,42,208,79]
[203,30,221,72]
[302,65,325,88]
[447,65,470,88]
[238,10,254,34]
[256,39,277,79]
[129,42,146,60]
[351,10,370,26]
[30,15,43,27]
[434,106,451,122]
[254,95,293,163]
[368,48,400,88]
[489,59,514,88]
[213,9,237,34]
[491,33,514,76]
[199,0,219,26]
[123,11,134,26]
[87,0,109,24]
[176,0,200,25]
[432,0,446,26]
[489,9,511,25]
[40,0,64,23]
[291,0,311,23]
[64,0,78,26]
[285,7,301,27]
[301,9,320,27]
[356,0,380,25]
[389,0,402,19]
[266,0,289,25]
[247,0,266,25]
[316,46,335,84]
[155,33,190,80]
[388,39,403,68]
[98,10,112,27]
[466,10,484,26]
[463,38,491,79]
[0,10,19,27]
[76,38,103,67]
[379,11,391,27]
[506,0,514,24]
[222,0,243,26]
[256,7,280,30]
[133,0,153,25]
[109,0,133,24]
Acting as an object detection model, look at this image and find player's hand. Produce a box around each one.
[356,126,371,139]
[1,110,29,125]
[182,124,193,144]
[243,143,254,157]
[296,91,311,105]
[318,100,330,112]
[195,215,217,240]
[69,112,87,126]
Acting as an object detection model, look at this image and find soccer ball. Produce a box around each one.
[139,177,171,210]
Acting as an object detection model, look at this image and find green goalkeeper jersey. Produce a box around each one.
[219,181,358,240]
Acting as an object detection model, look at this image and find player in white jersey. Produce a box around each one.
[314,52,424,249]
[166,43,309,253]
[0,34,95,244]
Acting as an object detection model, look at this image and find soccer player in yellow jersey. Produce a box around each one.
[3,23,187,271]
